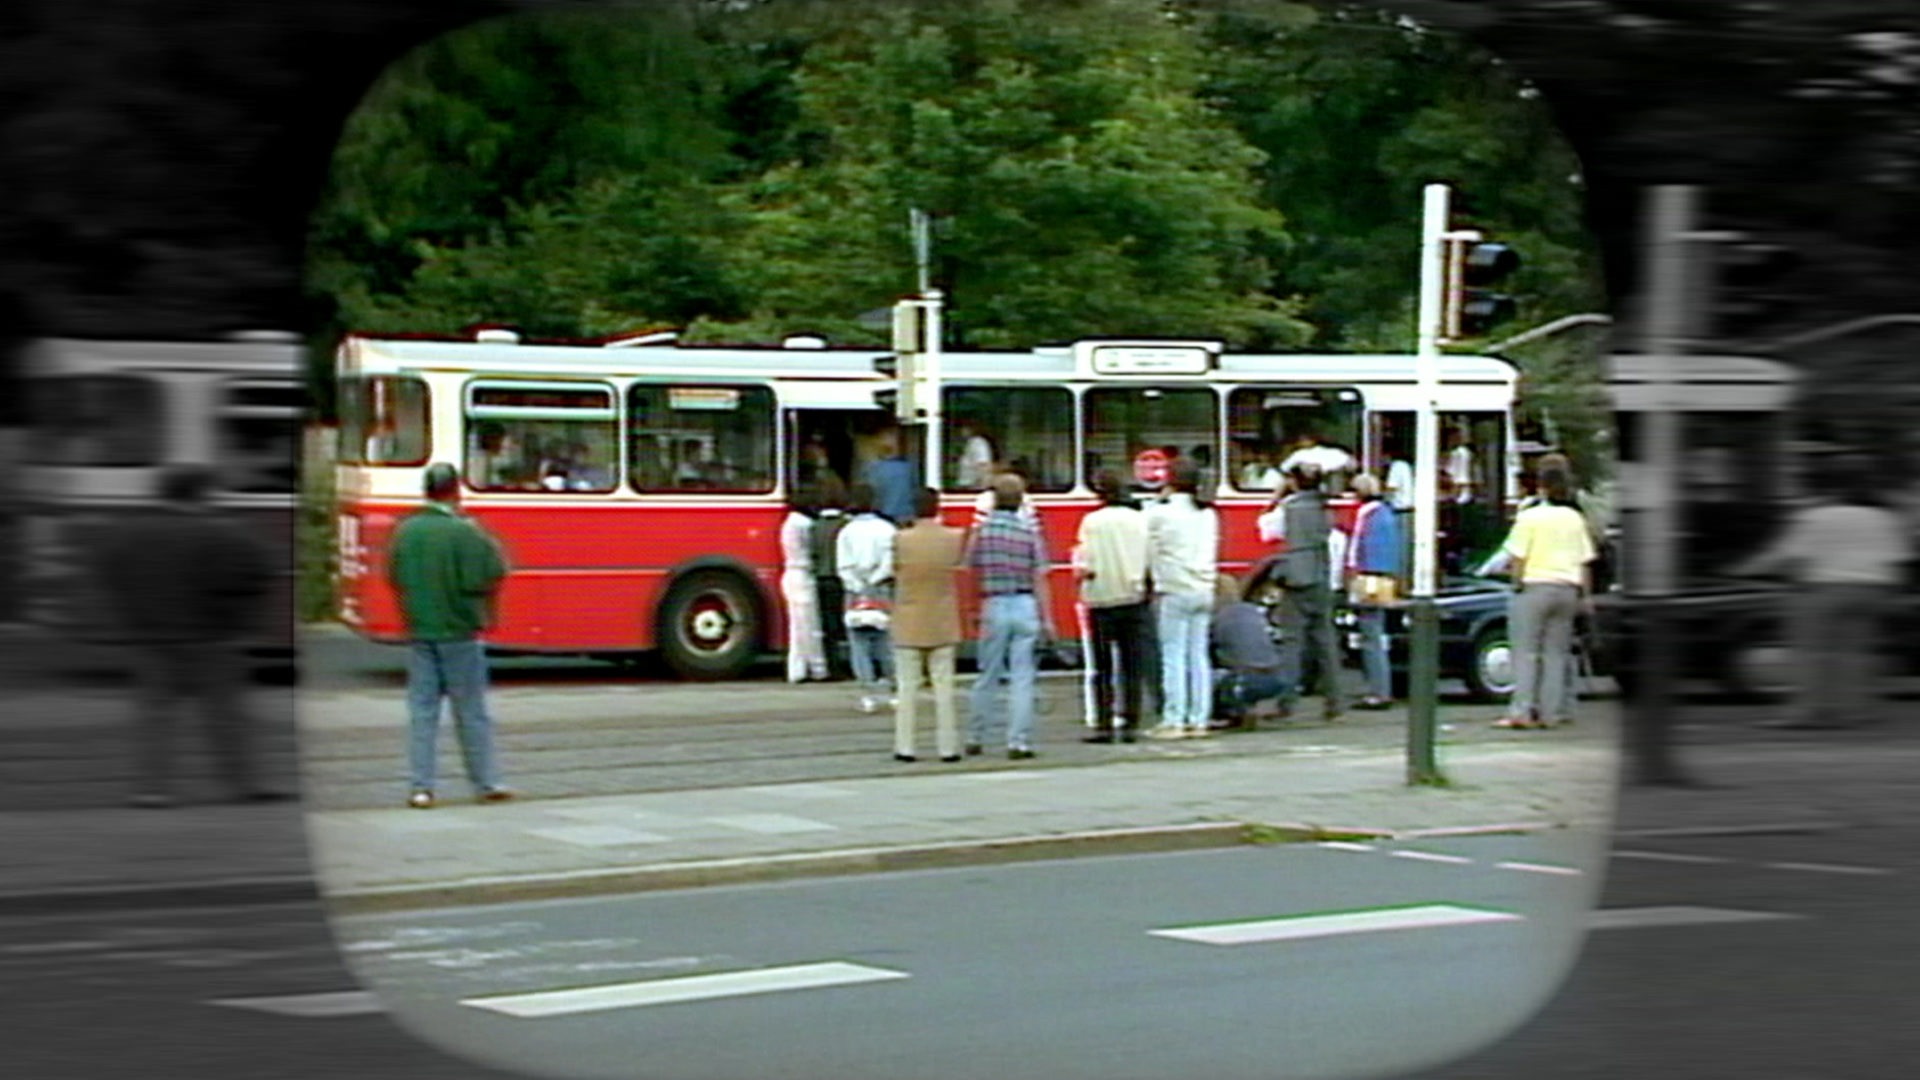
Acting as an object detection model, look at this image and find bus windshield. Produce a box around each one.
[219,380,303,493]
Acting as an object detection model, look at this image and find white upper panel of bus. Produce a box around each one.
[1606,353,1796,410]
[1606,353,1794,385]
[341,334,1518,386]
[28,336,304,375]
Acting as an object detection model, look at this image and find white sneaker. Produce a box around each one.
[1145,724,1186,740]
[858,696,881,714]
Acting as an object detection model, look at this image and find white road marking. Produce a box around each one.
[1764,861,1894,877]
[1388,850,1475,865]
[208,990,386,1018]
[460,961,909,1017]
[1317,842,1376,852]
[1611,850,1731,865]
[1495,861,1584,877]
[1,940,114,955]
[710,814,841,835]
[524,825,672,847]
[1586,906,1802,931]
[1149,904,1523,946]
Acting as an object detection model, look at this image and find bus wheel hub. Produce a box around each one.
[690,607,731,644]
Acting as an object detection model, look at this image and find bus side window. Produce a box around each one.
[465,383,618,493]
[941,386,1075,493]
[628,384,775,495]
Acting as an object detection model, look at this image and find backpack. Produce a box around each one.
[811,512,847,578]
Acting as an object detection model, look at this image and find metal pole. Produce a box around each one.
[910,209,932,296]
[1408,183,1448,785]
[922,290,944,491]
[1630,185,1695,785]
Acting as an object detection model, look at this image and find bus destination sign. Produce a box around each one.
[1087,344,1212,376]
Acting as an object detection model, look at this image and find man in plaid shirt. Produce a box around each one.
[965,473,1054,758]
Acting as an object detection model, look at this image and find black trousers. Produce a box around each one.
[1088,601,1150,730]
[1277,584,1345,712]
[815,576,850,679]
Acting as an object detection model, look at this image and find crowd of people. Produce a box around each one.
[774,442,1569,761]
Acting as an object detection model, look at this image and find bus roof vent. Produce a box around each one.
[783,335,828,350]
[473,327,522,344]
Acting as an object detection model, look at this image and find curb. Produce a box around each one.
[0,876,322,919]
[324,819,1432,916]
[0,816,1582,918]
[320,816,1576,916]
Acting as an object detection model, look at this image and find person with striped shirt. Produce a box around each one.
[965,473,1054,759]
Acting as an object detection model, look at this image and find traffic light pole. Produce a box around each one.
[1408,183,1449,786]
[1629,185,1696,785]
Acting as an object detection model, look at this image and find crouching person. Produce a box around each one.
[1210,575,1295,729]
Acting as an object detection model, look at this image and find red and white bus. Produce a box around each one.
[17,333,304,661]
[334,329,1519,678]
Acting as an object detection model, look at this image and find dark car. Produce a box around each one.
[1247,566,1620,702]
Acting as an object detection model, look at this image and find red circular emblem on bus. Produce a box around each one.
[1132,448,1170,487]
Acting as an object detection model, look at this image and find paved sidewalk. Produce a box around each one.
[4,663,1912,918]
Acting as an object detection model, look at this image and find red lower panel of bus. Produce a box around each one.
[338,497,1341,656]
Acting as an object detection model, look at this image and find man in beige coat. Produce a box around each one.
[890,487,969,762]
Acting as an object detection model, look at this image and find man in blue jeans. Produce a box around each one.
[966,473,1054,759]
[1211,575,1297,726]
[388,462,514,808]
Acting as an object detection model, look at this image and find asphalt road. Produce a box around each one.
[11,819,1912,1080]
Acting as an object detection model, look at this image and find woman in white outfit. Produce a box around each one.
[780,487,828,683]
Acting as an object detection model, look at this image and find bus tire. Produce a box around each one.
[657,569,762,681]
[1464,624,1516,703]
[1719,623,1794,702]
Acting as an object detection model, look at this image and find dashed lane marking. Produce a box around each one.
[1610,850,1731,865]
[459,961,909,1017]
[1762,861,1894,877]
[209,990,385,1018]
[1388,851,1475,866]
[1495,861,1585,877]
[1149,904,1523,946]
[1586,906,1803,931]
[1317,842,1377,853]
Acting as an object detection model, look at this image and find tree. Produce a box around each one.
[306,5,746,340]
[1188,1,1606,352]
[688,0,1314,349]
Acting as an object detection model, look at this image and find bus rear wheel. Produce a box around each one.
[658,570,761,681]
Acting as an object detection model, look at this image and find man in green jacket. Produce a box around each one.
[388,463,513,808]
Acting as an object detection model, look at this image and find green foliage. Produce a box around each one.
[1191,2,1604,351]
[306,5,747,340]
[303,0,1608,453]
[689,0,1313,348]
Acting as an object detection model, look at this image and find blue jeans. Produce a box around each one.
[406,640,501,794]
[1217,669,1293,714]
[1356,606,1392,700]
[970,593,1040,750]
[1156,591,1214,727]
[848,626,894,693]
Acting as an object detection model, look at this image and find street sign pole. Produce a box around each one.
[1631,185,1696,785]
[1408,183,1449,786]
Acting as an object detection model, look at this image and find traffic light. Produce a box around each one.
[874,298,927,421]
[1447,240,1521,339]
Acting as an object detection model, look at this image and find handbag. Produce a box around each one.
[844,594,891,631]
[1349,573,1398,607]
